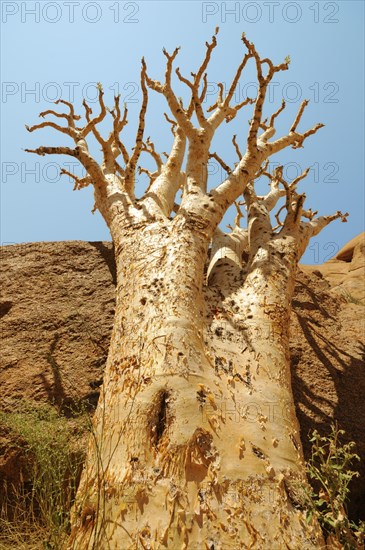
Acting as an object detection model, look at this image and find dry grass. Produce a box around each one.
[0,402,89,550]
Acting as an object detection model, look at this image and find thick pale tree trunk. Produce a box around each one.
[69,219,324,549]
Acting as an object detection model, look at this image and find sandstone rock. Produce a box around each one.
[0,242,115,413]
[301,232,365,304]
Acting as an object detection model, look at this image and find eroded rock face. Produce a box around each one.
[301,233,365,304]
[0,242,116,412]
[290,271,365,520]
[0,239,364,520]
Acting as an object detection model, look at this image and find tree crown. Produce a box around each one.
[25,30,348,252]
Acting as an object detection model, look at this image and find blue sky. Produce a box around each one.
[1,0,364,263]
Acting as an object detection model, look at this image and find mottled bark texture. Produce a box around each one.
[26,31,348,549]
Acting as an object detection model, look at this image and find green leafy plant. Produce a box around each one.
[305,424,364,549]
[0,402,89,549]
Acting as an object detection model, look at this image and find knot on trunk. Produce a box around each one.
[149,389,172,447]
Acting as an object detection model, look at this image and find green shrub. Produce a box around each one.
[305,424,365,549]
[0,402,88,549]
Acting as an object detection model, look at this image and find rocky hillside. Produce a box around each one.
[301,233,365,304]
[1,235,364,521]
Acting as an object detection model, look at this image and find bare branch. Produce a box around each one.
[206,83,224,113]
[184,28,219,119]
[263,164,312,234]
[81,86,107,138]
[272,166,311,229]
[25,120,77,139]
[274,204,286,229]
[206,37,254,130]
[290,167,310,188]
[80,86,120,172]
[260,165,285,211]
[138,166,158,189]
[233,200,245,227]
[25,90,112,190]
[296,210,349,259]
[108,96,129,167]
[241,33,290,150]
[60,168,93,190]
[255,159,270,179]
[269,99,286,127]
[211,160,256,213]
[193,29,218,93]
[39,109,81,122]
[26,141,108,186]
[209,152,231,174]
[199,73,208,103]
[292,123,325,149]
[82,99,93,122]
[244,184,273,257]
[176,66,206,126]
[163,46,180,84]
[141,125,186,217]
[261,99,324,155]
[292,193,306,223]
[164,112,177,133]
[145,49,195,138]
[208,40,321,217]
[145,137,163,169]
[55,99,80,123]
[224,98,255,124]
[268,122,324,155]
[290,99,309,133]
[108,96,128,139]
[301,207,318,220]
[24,145,77,157]
[124,59,149,194]
[224,52,252,106]
[232,135,242,160]
[309,210,349,234]
[175,67,194,91]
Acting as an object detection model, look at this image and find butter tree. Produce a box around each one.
[26,31,347,549]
